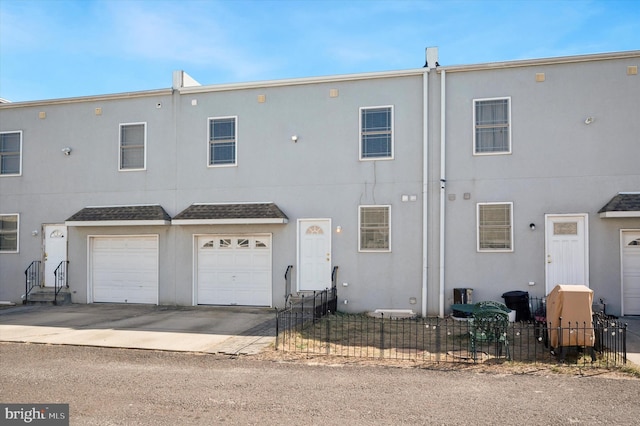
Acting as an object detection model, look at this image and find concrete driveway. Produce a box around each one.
[0,304,276,355]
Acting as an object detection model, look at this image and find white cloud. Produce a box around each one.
[98,0,279,81]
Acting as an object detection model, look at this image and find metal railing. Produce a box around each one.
[23,260,42,304]
[284,265,293,304]
[275,312,628,367]
[53,260,69,305]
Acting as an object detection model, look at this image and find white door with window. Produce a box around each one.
[545,214,589,294]
[44,224,67,287]
[622,231,640,315]
[196,235,272,306]
[297,219,332,291]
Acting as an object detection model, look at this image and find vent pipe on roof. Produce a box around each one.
[172,71,201,89]
[424,47,439,70]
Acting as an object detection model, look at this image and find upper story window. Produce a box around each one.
[0,131,22,176]
[359,205,391,252]
[473,98,511,155]
[477,202,513,252]
[119,123,146,170]
[0,214,19,253]
[360,106,393,160]
[208,116,237,166]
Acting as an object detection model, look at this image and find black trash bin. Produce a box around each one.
[502,290,531,321]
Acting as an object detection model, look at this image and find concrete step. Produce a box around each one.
[25,288,71,305]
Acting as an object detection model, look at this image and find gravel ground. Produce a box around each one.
[2,342,640,425]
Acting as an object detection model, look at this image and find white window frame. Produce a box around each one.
[0,130,23,177]
[473,97,511,156]
[477,202,514,252]
[119,122,147,171]
[358,205,391,252]
[208,116,238,167]
[0,213,19,253]
[359,106,394,161]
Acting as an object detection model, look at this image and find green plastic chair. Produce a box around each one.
[469,307,510,361]
[474,300,510,313]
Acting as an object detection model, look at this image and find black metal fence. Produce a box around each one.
[275,310,628,367]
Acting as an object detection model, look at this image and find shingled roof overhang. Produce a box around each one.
[598,193,640,218]
[172,203,288,225]
[65,205,172,226]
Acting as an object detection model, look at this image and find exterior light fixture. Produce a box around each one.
[529,223,536,231]
[61,147,72,156]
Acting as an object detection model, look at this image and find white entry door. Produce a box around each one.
[545,214,589,294]
[622,231,640,315]
[297,219,331,291]
[43,224,67,287]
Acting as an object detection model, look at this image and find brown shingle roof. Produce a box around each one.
[598,193,640,218]
[172,203,288,224]
[66,205,171,225]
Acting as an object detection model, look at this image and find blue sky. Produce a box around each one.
[1,0,638,102]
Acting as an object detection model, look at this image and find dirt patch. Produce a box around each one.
[252,344,640,380]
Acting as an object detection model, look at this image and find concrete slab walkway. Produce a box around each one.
[0,304,276,355]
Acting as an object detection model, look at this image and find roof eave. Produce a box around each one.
[599,211,640,219]
[66,220,171,227]
[0,89,173,109]
[178,69,427,95]
[172,218,288,225]
[437,50,640,74]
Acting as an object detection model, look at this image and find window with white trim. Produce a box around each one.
[477,202,513,252]
[208,116,237,166]
[0,214,19,253]
[360,106,393,160]
[359,205,391,251]
[0,131,22,176]
[119,123,146,170]
[473,98,511,155]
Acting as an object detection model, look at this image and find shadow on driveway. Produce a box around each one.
[0,304,276,355]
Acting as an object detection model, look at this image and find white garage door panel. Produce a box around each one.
[197,235,271,306]
[623,233,640,315]
[91,236,159,304]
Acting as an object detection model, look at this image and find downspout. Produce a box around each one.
[421,69,429,317]
[439,70,446,318]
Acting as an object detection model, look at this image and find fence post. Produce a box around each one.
[379,313,385,359]
[435,318,441,363]
[326,316,331,355]
[312,291,317,322]
[623,322,628,365]
[274,308,280,351]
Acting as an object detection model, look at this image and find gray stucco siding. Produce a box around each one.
[2,52,638,316]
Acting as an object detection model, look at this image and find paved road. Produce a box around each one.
[1,342,639,426]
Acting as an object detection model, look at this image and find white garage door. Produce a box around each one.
[622,231,640,315]
[91,236,159,304]
[197,235,272,306]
